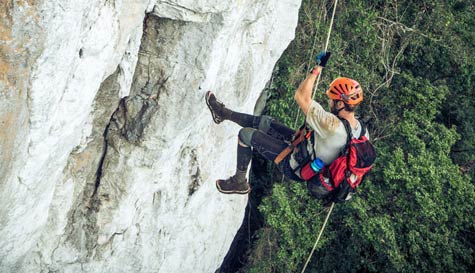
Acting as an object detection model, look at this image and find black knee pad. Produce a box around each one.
[257,115,274,133]
[238,128,256,147]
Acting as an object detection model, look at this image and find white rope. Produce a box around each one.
[301,202,335,273]
[292,0,339,127]
[312,0,339,100]
[275,0,340,268]
[301,1,339,272]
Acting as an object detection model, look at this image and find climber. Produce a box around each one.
[206,51,368,195]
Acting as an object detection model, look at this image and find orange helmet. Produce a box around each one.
[326,77,363,105]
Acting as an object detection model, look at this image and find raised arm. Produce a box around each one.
[294,51,331,115]
[294,65,322,115]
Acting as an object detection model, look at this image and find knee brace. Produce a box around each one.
[257,115,274,133]
[238,128,256,147]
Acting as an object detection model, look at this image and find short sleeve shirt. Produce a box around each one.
[304,100,366,165]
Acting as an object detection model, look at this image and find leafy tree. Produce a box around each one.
[243,0,475,272]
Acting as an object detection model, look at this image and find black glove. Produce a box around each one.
[316,51,331,67]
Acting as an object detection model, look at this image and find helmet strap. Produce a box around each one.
[331,100,346,115]
[337,106,346,113]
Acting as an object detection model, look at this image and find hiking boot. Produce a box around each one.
[216,175,251,194]
[205,91,231,124]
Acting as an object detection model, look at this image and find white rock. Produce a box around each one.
[0,0,301,272]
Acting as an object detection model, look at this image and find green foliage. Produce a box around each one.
[245,0,475,272]
[246,183,331,273]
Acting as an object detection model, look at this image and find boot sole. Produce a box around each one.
[216,180,251,195]
[205,91,224,124]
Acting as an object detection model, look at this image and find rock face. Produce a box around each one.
[0,1,301,272]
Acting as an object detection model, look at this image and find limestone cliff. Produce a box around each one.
[0,1,301,272]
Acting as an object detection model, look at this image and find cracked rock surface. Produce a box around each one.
[0,0,301,272]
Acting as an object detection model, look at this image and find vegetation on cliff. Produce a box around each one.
[241,1,475,272]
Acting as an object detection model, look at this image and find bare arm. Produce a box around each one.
[294,65,323,115]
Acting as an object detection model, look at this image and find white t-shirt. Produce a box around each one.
[290,100,367,171]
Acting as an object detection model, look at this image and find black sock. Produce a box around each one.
[234,169,247,183]
[235,143,252,182]
[228,112,260,128]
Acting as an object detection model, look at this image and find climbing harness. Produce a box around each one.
[274,125,312,165]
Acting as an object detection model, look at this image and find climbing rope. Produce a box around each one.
[311,0,339,100]
[275,0,339,270]
[300,0,339,272]
[301,202,335,273]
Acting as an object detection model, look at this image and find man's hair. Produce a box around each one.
[333,100,358,112]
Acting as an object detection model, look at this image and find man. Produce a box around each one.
[206,52,366,195]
